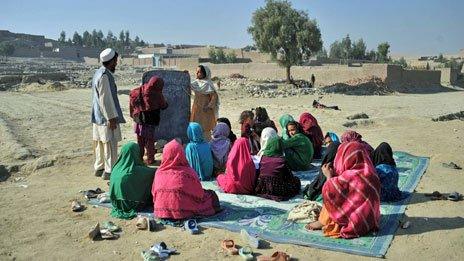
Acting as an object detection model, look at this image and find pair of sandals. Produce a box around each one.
[221,239,290,261]
[71,200,85,212]
[141,242,177,260]
[425,191,461,201]
[83,188,104,200]
[136,216,156,231]
[184,219,199,234]
[88,221,120,240]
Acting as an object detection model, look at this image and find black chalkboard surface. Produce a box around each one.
[142,70,191,143]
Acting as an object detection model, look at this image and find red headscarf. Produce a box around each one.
[340,130,374,156]
[298,112,324,157]
[217,138,256,194]
[322,141,381,238]
[152,140,219,219]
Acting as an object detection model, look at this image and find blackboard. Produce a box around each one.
[142,70,191,143]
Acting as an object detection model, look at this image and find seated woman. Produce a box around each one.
[303,141,340,200]
[257,127,278,156]
[240,110,260,155]
[373,142,402,202]
[307,141,381,239]
[185,122,214,181]
[253,107,277,136]
[256,136,301,201]
[341,130,374,156]
[210,122,232,175]
[217,138,256,194]
[110,142,155,219]
[278,114,294,140]
[324,132,340,145]
[299,112,324,159]
[281,121,314,171]
[217,117,237,144]
[152,140,220,220]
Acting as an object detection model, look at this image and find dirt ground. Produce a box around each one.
[0,81,463,261]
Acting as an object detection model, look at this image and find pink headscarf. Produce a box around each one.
[322,141,381,238]
[152,140,219,219]
[299,112,324,156]
[341,130,374,156]
[217,138,256,194]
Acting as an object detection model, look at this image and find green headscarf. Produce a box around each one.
[282,133,314,171]
[279,114,294,140]
[262,136,283,157]
[110,142,155,219]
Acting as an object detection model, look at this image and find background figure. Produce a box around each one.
[109,142,155,219]
[299,112,324,159]
[372,142,403,202]
[190,65,219,141]
[152,140,220,220]
[210,122,232,175]
[130,76,168,165]
[240,110,260,155]
[253,107,277,136]
[217,117,237,144]
[310,74,315,88]
[185,122,214,181]
[91,48,125,180]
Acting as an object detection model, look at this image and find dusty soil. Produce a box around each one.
[0,75,464,261]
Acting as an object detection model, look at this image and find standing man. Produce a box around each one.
[91,48,125,180]
[310,74,316,88]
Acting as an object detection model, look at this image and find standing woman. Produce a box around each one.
[190,65,219,140]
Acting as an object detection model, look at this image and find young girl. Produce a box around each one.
[239,110,260,155]
[130,76,168,165]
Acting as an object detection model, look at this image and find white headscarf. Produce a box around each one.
[258,127,278,156]
[191,65,216,94]
[191,65,220,117]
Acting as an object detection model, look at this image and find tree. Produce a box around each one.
[377,42,390,63]
[341,34,352,59]
[391,57,407,68]
[72,32,83,46]
[134,36,140,46]
[316,48,328,59]
[248,0,322,82]
[0,43,15,60]
[208,47,218,63]
[436,53,447,63]
[366,49,376,61]
[215,48,226,63]
[124,30,130,46]
[59,31,66,43]
[82,31,91,47]
[329,40,343,59]
[97,30,104,48]
[226,51,237,63]
[119,30,125,45]
[351,39,366,60]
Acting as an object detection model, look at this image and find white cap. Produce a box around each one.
[99,48,116,62]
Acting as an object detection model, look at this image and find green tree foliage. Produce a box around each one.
[248,0,322,82]
[377,42,390,63]
[329,40,343,59]
[0,42,15,59]
[366,49,376,61]
[72,32,83,46]
[340,34,352,60]
[82,31,91,47]
[316,48,328,59]
[226,51,237,63]
[351,39,367,60]
[59,31,66,43]
[391,57,407,68]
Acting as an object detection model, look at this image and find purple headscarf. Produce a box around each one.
[210,122,231,166]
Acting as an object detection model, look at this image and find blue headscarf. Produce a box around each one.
[185,122,214,181]
[326,132,340,143]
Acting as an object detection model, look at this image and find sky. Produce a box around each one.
[1,0,463,56]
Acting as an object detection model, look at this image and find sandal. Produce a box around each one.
[424,191,445,200]
[150,242,176,259]
[100,229,119,240]
[101,221,120,232]
[241,229,260,249]
[136,217,150,230]
[257,251,290,261]
[184,219,199,234]
[83,188,105,200]
[448,192,462,201]
[239,246,254,261]
[141,250,161,261]
[221,239,238,255]
[88,222,100,240]
[71,200,85,212]
[97,194,111,203]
